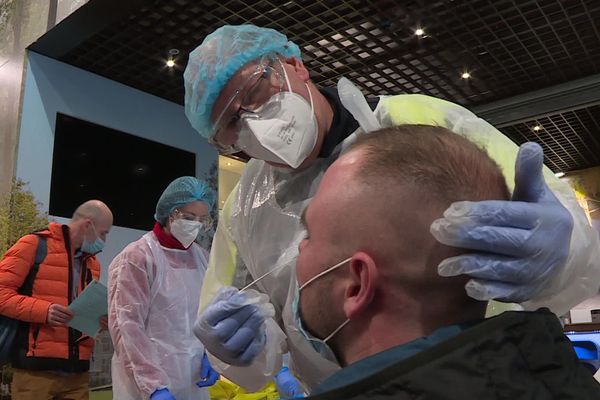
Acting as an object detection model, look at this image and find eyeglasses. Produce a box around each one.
[173,209,213,231]
[210,56,286,154]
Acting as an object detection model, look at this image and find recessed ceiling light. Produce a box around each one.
[555,172,565,178]
[461,71,471,79]
[226,162,232,166]
[415,28,425,36]
[166,59,175,68]
[532,125,542,131]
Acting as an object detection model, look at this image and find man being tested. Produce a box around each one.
[184,24,600,390]
[295,125,600,399]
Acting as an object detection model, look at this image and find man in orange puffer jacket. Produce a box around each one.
[0,200,113,400]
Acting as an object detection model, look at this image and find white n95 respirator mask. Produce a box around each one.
[238,65,318,168]
[170,219,203,248]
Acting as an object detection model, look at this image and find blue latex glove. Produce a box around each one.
[275,367,305,399]
[430,142,573,302]
[150,388,176,400]
[194,287,267,366]
[196,352,220,388]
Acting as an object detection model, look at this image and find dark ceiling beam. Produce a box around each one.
[28,0,150,59]
[472,73,600,127]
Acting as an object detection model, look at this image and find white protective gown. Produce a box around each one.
[109,231,210,400]
[200,81,600,392]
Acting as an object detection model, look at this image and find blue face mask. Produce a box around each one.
[81,222,105,254]
[292,257,351,362]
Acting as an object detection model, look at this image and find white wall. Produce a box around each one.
[16,52,217,282]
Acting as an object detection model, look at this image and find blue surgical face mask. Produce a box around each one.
[81,221,105,254]
[292,257,352,362]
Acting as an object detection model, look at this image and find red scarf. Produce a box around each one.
[152,222,186,250]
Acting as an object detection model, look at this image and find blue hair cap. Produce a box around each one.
[184,24,301,139]
[154,176,216,224]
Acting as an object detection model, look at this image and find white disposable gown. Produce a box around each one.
[200,80,600,391]
[109,231,210,400]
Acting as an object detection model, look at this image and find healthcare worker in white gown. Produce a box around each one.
[108,177,220,400]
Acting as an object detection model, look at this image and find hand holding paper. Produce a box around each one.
[47,304,74,327]
[68,280,108,336]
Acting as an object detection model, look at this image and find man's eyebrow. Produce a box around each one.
[300,206,309,231]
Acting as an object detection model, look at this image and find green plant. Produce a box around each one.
[0,179,47,397]
[0,178,48,261]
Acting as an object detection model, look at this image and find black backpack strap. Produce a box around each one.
[19,234,48,296]
[80,255,94,288]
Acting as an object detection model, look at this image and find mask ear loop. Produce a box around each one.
[89,220,100,241]
[305,81,315,116]
[323,318,350,343]
[277,58,315,115]
[300,257,353,344]
[278,58,294,94]
[299,257,352,291]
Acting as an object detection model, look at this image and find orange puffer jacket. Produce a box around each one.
[0,222,100,372]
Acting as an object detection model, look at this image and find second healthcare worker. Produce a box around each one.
[184,25,600,391]
[108,177,219,400]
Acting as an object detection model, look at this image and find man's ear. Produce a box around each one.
[343,252,378,319]
[284,57,310,81]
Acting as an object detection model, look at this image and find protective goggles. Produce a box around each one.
[209,56,287,154]
[172,208,213,232]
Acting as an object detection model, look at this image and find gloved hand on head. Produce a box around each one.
[194,286,275,366]
[150,388,176,400]
[431,142,573,303]
[275,366,305,399]
[196,352,220,388]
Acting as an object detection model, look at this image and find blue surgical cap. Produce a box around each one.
[154,176,216,225]
[184,24,302,139]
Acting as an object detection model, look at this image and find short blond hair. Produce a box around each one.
[349,124,510,206]
[344,125,510,325]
